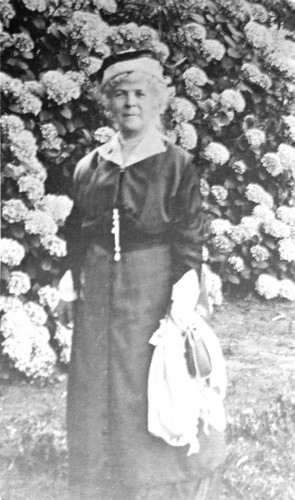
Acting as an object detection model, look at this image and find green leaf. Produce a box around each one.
[32,17,46,29]
[22,51,34,59]
[227,48,243,59]
[40,110,54,121]
[227,274,241,284]
[57,51,72,67]
[60,107,72,119]
[0,264,10,282]
[189,14,206,24]
[10,225,25,239]
[41,258,52,271]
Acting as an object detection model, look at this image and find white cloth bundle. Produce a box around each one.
[148,312,227,456]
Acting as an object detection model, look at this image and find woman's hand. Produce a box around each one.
[55,299,75,327]
[169,270,200,328]
[56,270,78,326]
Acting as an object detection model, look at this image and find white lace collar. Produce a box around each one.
[97,127,167,168]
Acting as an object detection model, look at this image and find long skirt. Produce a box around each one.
[67,243,225,500]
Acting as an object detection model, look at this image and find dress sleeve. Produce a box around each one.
[62,201,84,290]
[170,157,205,284]
[61,149,99,288]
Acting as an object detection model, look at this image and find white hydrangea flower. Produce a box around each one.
[149,40,170,62]
[244,21,272,50]
[94,126,116,144]
[170,97,196,123]
[249,3,268,23]
[245,128,266,149]
[24,301,48,325]
[10,130,37,162]
[227,225,245,244]
[0,72,22,96]
[282,115,295,143]
[8,271,31,296]
[81,56,103,76]
[264,219,291,239]
[232,160,247,174]
[0,114,25,136]
[278,143,295,170]
[215,0,248,20]
[203,142,230,165]
[23,80,44,96]
[278,238,295,262]
[245,184,274,208]
[22,0,47,11]
[40,235,67,257]
[228,254,245,272]
[40,123,61,150]
[37,194,73,225]
[25,210,58,237]
[252,204,275,222]
[279,279,295,301]
[3,163,26,180]
[210,219,232,236]
[0,309,56,379]
[16,90,42,115]
[18,175,45,204]
[276,206,295,226]
[38,285,60,311]
[219,89,246,113]
[183,66,208,88]
[23,158,47,182]
[266,51,295,80]
[0,238,25,267]
[165,129,177,144]
[250,245,270,261]
[202,264,223,312]
[55,322,73,365]
[41,71,82,105]
[264,29,295,79]
[184,85,203,102]
[0,295,23,313]
[0,0,16,23]
[261,152,284,176]
[68,11,110,52]
[255,274,280,299]
[175,123,198,150]
[213,235,233,252]
[201,39,226,61]
[177,23,207,44]
[2,199,29,223]
[240,216,261,239]
[241,62,272,89]
[211,185,228,202]
[200,178,210,197]
[95,0,117,13]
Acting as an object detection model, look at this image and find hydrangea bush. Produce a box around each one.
[1,0,295,378]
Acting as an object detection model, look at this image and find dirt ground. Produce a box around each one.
[0,296,294,499]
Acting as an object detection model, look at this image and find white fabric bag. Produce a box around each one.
[148,312,227,456]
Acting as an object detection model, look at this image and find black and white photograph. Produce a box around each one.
[1,1,295,499]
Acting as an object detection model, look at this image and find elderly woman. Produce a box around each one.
[60,50,225,500]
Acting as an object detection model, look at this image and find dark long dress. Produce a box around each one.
[65,140,225,500]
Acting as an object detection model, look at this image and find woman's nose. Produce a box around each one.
[125,92,136,107]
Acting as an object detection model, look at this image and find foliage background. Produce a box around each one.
[1,0,295,378]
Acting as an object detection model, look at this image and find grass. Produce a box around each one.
[0,296,295,499]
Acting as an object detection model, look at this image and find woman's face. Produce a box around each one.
[109,75,158,138]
